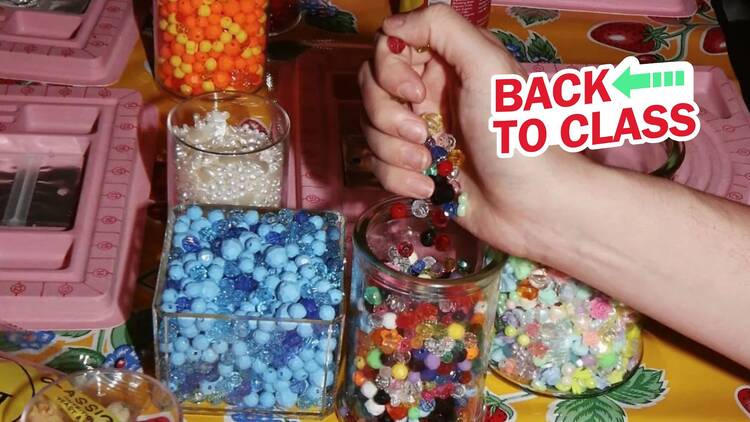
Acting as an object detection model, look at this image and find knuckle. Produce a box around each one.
[357,62,370,88]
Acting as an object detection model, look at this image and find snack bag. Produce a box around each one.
[394,0,491,26]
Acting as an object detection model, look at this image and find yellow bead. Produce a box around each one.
[220,17,233,28]
[212,41,224,53]
[255,66,263,75]
[199,40,212,53]
[447,323,465,340]
[251,46,262,55]
[158,19,168,30]
[241,48,253,59]
[204,57,217,71]
[355,356,366,370]
[180,63,193,74]
[176,33,188,44]
[504,326,517,337]
[198,4,211,16]
[167,23,178,35]
[235,30,247,43]
[169,55,182,67]
[219,32,232,44]
[180,84,193,95]
[391,363,408,380]
[421,112,444,135]
[259,14,267,24]
[173,68,185,79]
[229,23,241,34]
[201,80,215,92]
[258,27,265,36]
[167,12,177,24]
[517,334,530,347]
[626,325,641,340]
[185,41,197,54]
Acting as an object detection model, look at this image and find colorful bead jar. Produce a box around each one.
[153,204,345,417]
[490,257,643,397]
[168,92,289,207]
[153,0,268,97]
[338,197,505,422]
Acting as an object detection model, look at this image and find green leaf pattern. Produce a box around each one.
[491,29,561,63]
[508,7,560,27]
[46,347,105,373]
[304,4,358,34]
[549,396,626,422]
[605,367,668,408]
[109,325,132,349]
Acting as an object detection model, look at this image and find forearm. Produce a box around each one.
[525,160,750,368]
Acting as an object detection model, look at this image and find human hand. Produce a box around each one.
[359,5,593,258]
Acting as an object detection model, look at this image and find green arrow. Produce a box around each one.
[612,65,685,98]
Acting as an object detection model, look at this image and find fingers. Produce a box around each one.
[358,60,428,144]
[382,5,515,79]
[373,33,428,103]
[371,157,434,199]
[361,114,431,172]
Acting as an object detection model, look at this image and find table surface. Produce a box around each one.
[8,2,749,421]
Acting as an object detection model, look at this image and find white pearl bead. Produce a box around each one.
[365,399,385,416]
[381,312,397,329]
[361,381,377,398]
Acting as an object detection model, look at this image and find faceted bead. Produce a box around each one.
[457,260,470,273]
[397,241,414,258]
[373,390,391,405]
[429,146,449,162]
[425,164,437,177]
[387,36,406,54]
[430,177,455,205]
[436,160,453,177]
[411,200,430,218]
[390,203,408,219]
[517,279,539,300]
[424,137,436,148]
[420,229,436,247]
[448,149,465,167]
[365,286,383,305]
[442,202,457,218]
[435,133,456,151]
[431,210,449,229]
[434,234,451,252]
[421,113,444,136]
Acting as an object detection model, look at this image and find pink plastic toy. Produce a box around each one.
[489,0,696,17]
[0,85,153,330]
[0,0,138,85]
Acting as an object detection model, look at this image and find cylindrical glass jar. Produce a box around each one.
[153,0,268,97]
[338,197,505,422]
[168,91,289,207]
[490,258,643,397]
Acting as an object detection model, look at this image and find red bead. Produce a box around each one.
[437,362,453,375]
[431,209,449,228]
[396,312,416,329]
[386,405,409,419]
[387,36,406,54]
[459,371,473,384]
[434,234,451,252]
[390,202,408,219]
[436,160,453,176]
[397,241,414,257]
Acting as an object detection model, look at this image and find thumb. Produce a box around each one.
[382,5,520,80]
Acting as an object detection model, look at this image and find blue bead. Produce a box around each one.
[311,240,326,256]
[276,390,298,408]
[318,305,335,321]
[429,145,448,161]
[262,369,278,383]
[170,352,186,366]
[212,340,228,354]
[232,341,249,355]
[299,298,318,319]
[174,221,189,234]
[236,354,252,370]
[265,231,285,245]
[175,297,192,312]
[285,244,300,258]
[190,299,207,313]
[186,206,203,220]
[294,211,309,224]
[252,266,268,281]
[290,379,307,394]
[207,209,225,222]
[264,246,288,268]
[174,336,190,352]
[234,275,258,292]
[182,235,202,253]
[243,210,259,225]
[202,282,220,299]
[221,238,243,261]
[326,227,340,241]
[309,215,324,230]
[293,370,308,381]
[197,249,214,265]
[442,201,458,216]
[277,282,301,303]
[223,261,241,278]
[253,330,271,345]
[207,265,223,281]
[201,349,219,363]
[264,275,282,290]
[421,369,437,381]
[296,323,314,338]
[184,283,202,298]
[238,258,255,273]
[287,355,304,371]
[162,288,178,303]
[242,392,259,407]
[328,289,343,305]
[192,334,210,350]
[288,303,307,319]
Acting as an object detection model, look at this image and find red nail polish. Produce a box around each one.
[387,36,406,54]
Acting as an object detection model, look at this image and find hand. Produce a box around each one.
[359,5,593,258]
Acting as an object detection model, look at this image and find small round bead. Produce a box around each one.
[434,234,451,252]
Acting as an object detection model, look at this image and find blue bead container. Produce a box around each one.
[153,204,345,418]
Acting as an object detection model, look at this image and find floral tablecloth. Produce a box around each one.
[2,2,750,421]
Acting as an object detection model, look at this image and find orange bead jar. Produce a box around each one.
[154,0,268,97]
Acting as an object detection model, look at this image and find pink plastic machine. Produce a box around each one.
[490,0,697,17]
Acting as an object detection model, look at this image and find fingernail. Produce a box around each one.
[397,83,421,102]
[386,14,406,28]
[403,147,429,170]
[408,176,434,198]
[387,36,406,54]
[398,118,427,143]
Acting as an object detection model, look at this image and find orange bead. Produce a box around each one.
[205,25,222,40]
[353,370,366,386]
[246,21,260,34]
[466,345,479,360]
[208,50,221,58]
[188,27,205,42]
[214,70,230,88]
[210,2,223,14]
[195,52,208,62]
[163,32,175,42]
[181,54,196,64]
[177,0,193,16]
[240,0,254,12]
[171,42,185,55]
[247,62,259,73]
[167,2,177,13]
[159,6,169,17]
[190,0,202,8]
[218,55,234,71]
[233,57,247,70]
[233,13,246,24]
[517,279,539,300]
[224,40,241,56]
[186,73,202,86]
[193,62,206,74]
[208,14,221,25]
[163,76,175,88]
[159,63,173,77]
[184,15,197,28]
[470,313,484,325]
[386,406,408,420]
[223,0,240,16]
[159,45,172,58]
[254,8,263,17]
[197,16,208,27]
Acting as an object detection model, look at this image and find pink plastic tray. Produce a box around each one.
[0,0,137,86]
[284,49,750,225]
[0,85,154,330]
[490,0,697,17]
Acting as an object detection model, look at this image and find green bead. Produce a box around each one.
[538,287,557,305]
[364,286,382,305]
[456,203,466,217]
[427,164,437,176]
[457,259,469,273]
[598,352,617,368]
[408,407,421,419]
[441,352,454,363]
[366,349,382,369]
[509,256,535,280]
[457,192,468,205]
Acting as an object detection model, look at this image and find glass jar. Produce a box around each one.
[489,257,643,397]
[153,0,268,97]
[22,369,181,422]
[268,0,301,36]
[168,91,289,207]
[338,197,505,422]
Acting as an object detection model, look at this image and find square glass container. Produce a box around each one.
[153,204,345,418]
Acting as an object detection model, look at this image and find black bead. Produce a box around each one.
[420,229,436,247]
[377,414,394,422]
[453,348,467,363]
[408,358,425,372]
[373,390,390,405]
[381,353,396,366]
[430,177,455,205]
[452,310,466,321]
[427,412,446,422]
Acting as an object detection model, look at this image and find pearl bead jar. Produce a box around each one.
[168,92,289,207]
[490,257,643,397]
[338,197,505,422]
[153,204,345,418]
